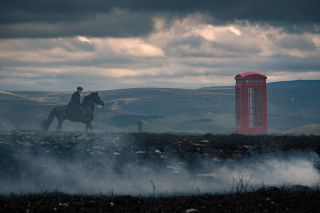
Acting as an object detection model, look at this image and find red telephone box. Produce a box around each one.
[235,71,267,134]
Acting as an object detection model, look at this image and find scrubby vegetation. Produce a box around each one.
[1,187,320,212]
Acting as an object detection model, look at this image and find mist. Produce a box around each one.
[0,133,319,195]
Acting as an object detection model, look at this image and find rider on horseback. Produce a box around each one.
[67,86,85,120]
[43,89,104,131]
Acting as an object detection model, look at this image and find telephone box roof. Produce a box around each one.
[235,71,267,79]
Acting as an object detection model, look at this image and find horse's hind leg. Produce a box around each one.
[57,119,64,130]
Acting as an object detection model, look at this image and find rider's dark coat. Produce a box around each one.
[68,91,81,106]
[67,91,83,120]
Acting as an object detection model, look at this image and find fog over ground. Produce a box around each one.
[1,134,319,195]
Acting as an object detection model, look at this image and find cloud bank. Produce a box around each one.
[0,1,319,90]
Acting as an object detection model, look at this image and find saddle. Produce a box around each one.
[66,105,86,121]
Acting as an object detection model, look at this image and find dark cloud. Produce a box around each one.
[12,38,96,52]
[212,41,261,54]
[0,0,319,38]
[0,10,154,38]
[261,55,320,72]
[169,36,205,49]
[210,55,320,77]
[276,36,317,51]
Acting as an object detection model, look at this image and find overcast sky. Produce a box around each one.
[1,0,320,91]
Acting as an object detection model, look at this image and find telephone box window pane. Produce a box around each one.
[248,88,262,128]
[245,79,263,83]
[236,87,241,128]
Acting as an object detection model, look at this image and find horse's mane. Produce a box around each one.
[82,92,97,105]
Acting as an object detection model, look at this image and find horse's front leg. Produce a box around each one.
[85,122,90,132]
[85,122,93,132]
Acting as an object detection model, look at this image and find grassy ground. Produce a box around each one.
[1,187,320,213]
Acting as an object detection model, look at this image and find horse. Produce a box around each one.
[42,92,104,131]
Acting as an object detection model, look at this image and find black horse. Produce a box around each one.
[43,92,104,131]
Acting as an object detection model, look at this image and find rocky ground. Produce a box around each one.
[1,131,319,159]
[1,131,320,175]
[0,131,320,212]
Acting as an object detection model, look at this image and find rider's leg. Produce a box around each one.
[79,106,86,119]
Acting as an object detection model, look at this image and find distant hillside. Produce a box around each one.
[268,80,320,88]
[0,91,27,100]
[0,80,319,134]
[267,80,320,132]
[284,124,320,135]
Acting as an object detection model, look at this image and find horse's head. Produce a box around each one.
[91,92,104,106]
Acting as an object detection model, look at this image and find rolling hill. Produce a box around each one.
[0,80,319,134]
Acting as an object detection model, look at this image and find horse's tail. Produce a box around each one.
[42,107,56,130]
